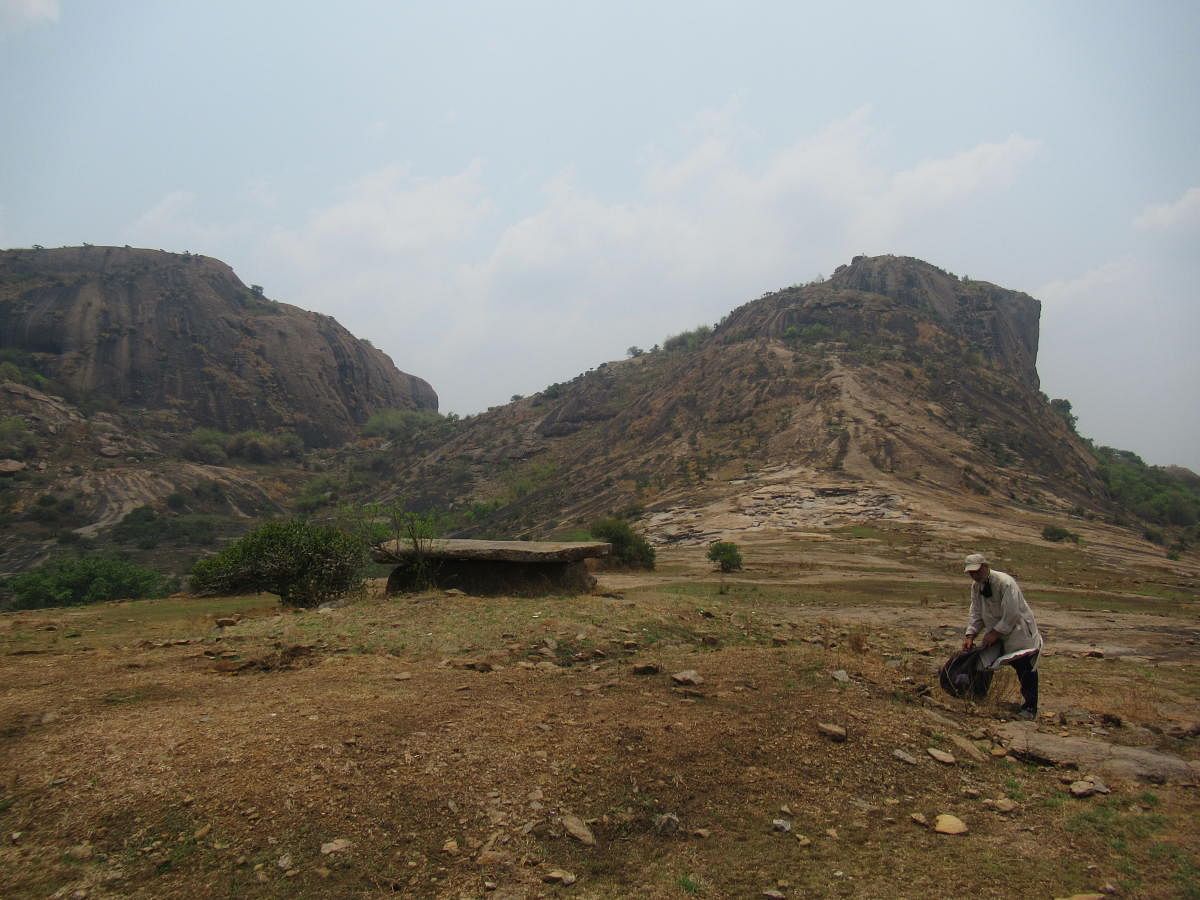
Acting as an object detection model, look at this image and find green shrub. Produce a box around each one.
[706,540,743,572]
[0,416,37,459]
[1041,524,1079,543]
[181,428,229,464]
[190,519,367,608]
[294,474,344,513]
[226,430,304,463]
[662,324,713,354]
[363,409,449,445]
[0,555,171,610]
[589,517,655,569]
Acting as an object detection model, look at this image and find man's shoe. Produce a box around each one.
[1016,708,1037,721]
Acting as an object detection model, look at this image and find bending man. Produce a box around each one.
[961,553,1043,719]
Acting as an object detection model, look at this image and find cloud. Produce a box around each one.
[1134,186,1200,231]
[0,0,58,32]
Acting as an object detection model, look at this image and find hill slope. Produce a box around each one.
[367,255,1104,544]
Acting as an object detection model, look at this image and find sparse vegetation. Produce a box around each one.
[662,324,713,353]
[190,519,367,608]
[0,416,38,458]
[590,517,656,569]
[0,554,172,610]
[1095,445,1200,528]
[1042,524,1079,543]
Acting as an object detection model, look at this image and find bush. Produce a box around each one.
[0,555,171,610]
[1041,525,1079,543]
[589,517,655,569]
[706,540,743,572]
[662,324,713,354]
[0,416,37,459]
[181,428,229,464]
[190,519,367,608]
[226,430,304,463]
[363,409,449,445]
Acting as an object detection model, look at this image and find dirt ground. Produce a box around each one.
[1,526,1197,899]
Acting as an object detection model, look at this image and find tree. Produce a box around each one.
[706,540,743,572]
[626,346,644,358]
[250,284,265,297]
[1049,398,1077,432]
[190,519,366,608]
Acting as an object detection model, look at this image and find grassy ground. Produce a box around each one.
[1,533,1197,899]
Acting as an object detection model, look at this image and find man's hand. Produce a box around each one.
[962,636,975,651]
[980,630,1000,648]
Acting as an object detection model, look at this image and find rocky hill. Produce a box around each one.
[0,246,436,445]
[365,255,1107,545]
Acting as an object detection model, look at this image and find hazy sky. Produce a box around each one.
[2,1,1197,469]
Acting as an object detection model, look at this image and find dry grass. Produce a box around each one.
[1,539,1198,899]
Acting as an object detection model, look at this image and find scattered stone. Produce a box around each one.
[276,854,292,870]
[1070,776,1111,798]
[818,723,847,742]
[771,819,792,833]
[193,824,211,840]
[632,663,661,675]
[892,749,918,765]
[762,891,786,899]
[927,748,956,765]
[692,828,710,839]
[215,617,239,628]
[962,788,981,799]
[653,813,680,835]
[795,834,811,847]
[933,814,968,835]
[779,805,792,816]
[671,670,703,686]
[824,827,839,840]
[950,734,987,763]
[315,867,331,879]
[910,813,928,827]
[444,588,466,597]
[1083,649,1105,659]
[990,746,1009,758]
[772,636,789,646]
[67,844,94,860]
[543,869,577,885]
[320,838,352,855]
[442,839,459,854]
[561,814,596,846]
[831,669,851,684]
[41,710,61,725]
[995,798,1019,814]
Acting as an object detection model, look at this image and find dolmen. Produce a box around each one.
[373,538,611,596]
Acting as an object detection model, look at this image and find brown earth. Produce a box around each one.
[2,526,1197,899]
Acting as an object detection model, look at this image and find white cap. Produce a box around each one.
[964,553,989,573]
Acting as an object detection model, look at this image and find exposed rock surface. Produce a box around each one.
[0,246,436,445]
[998,722,1198,782]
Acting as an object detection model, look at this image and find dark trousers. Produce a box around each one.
[1010,653,1039,712]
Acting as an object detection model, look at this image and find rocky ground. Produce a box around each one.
[0,527,1197,899]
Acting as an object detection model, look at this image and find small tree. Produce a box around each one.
[706,540,743,572]
[590,517,655,569]
[190,519,366,608]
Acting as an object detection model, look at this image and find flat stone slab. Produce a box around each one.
[374,539,611,564]
[998,722,1199,783]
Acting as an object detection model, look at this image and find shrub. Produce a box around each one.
[706,540,743,572]
[181,428,229,464]
[190,519,367,608]
[0,416,37,459]
[1041,525,1079,543]
[0,554,171,610]
[589,517,655,569]
[226,430,304,463]
[362,409,449,445]
[662,324,713,354]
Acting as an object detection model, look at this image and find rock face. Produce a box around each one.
[0,246,436,445]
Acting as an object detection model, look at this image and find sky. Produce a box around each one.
[1,1,1197,469]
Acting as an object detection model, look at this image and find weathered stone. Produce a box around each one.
[910,813,928,827]
[892,749,918,765]
[818,723,847,742]
[933,814,968,835]
[0,459,28,476]
[375,539,610,564]
[994,798,1018,813]
[949,734,987,763]
[771,819,791,833]
[999,722,1194,782]
[927,748,956,765]
[560,814,596,846]
[320,838,351,855]
[671,670,703,686]
[632,663,661,675]
[543,869,577,885]
[831,669,851,684]
[653,813,680,835]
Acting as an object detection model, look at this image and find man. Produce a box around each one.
[961,553,1043,719]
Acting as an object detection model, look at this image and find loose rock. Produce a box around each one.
[927,748,957,765]
[892,749,918,765]
[671,670,703,686]
[818,723,847,742]
[933,814,968,835]
[632,663,661,675]
[561,814,596,846]
[831,669,851,684]
[543,869,577,885]
[320,838,352,855]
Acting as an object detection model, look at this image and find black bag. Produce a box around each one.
[938,647,994,699]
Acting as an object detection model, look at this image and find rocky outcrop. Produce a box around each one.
[0,246,437,445]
